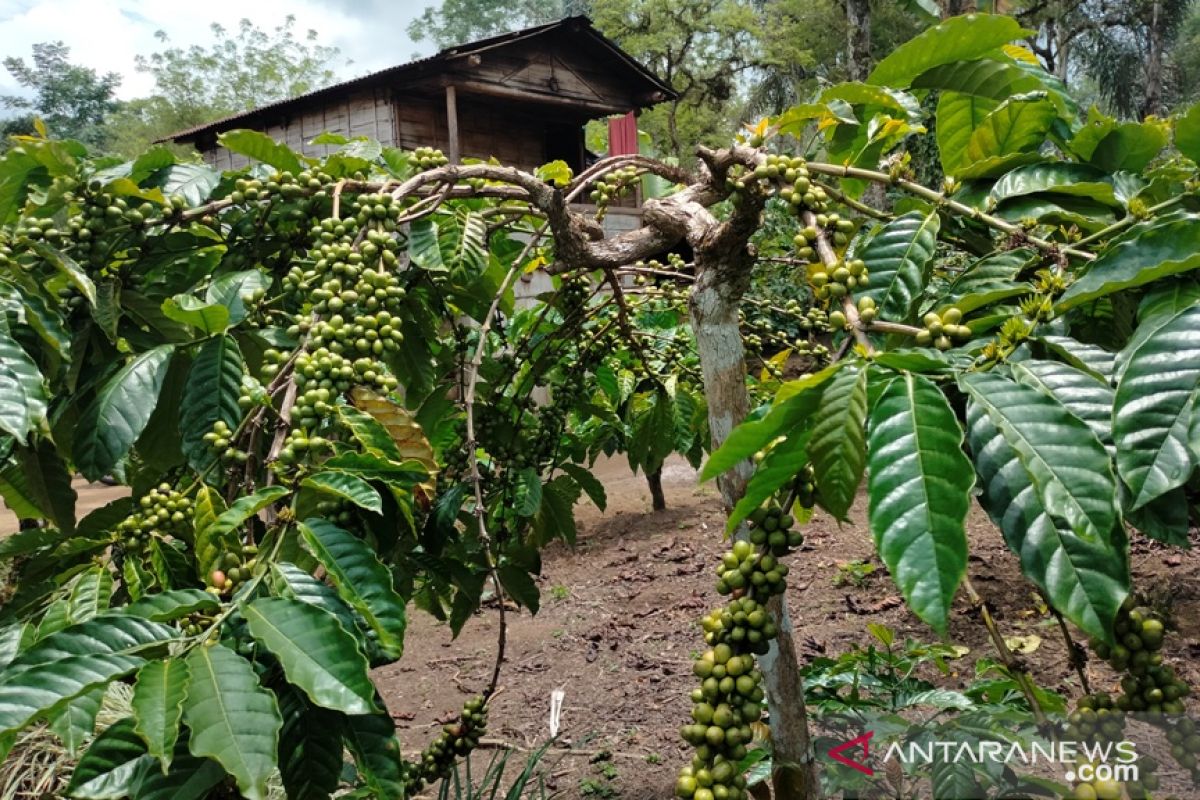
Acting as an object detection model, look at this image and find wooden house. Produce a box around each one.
[163,16,675,181]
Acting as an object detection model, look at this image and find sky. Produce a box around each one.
[0,0,436,103]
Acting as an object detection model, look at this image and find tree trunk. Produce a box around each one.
[844,0,872,82]
[941,0,974,17]
[689,245,819,800]
[1142,0,1165,118]
[647,467,666,511]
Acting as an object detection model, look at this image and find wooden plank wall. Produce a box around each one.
[199,86,396,169]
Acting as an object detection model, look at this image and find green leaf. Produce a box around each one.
[1174,102,1200,163]
[629,389,676,472]
[0,615,176,736]
[132,658,188,771]
[966,398,1128,641]
[217,130,304,174]
[302,471,383,514]
[32,242,96,305]
[1012,360,1114,445]
[277,686,343,800]
[22,289,71,357]
[49,685,103,756]
[1112,306,1200,510]
[267,563,358,634]
[66,717,152,799]
[122,590,219,622]
[857,212,940,323]
[149,164,219,208]
[808,366,869,520]
[959,370,1118,541]
[701,366,839,481]
[936,91,998,174]
[195,485,289,580]
[868,14,1031,87]
[992,193,1117,232]
[180,336,244,473]
[41,566,114,637]
[1069,111,1169,172]
[299,519,407,659]
[728,431,810,533]
[962,95,1056,168]
[0,326,48,442]
[335,405,405,463]
[867,374,971,633]
[498,563,540,613]
[15,438,78,533]
[75,345,175,481]
[512,467,542,517]
[1035,335,1115,382]
[343,712,408,798]
[161,295,229,334]
[1058,215,1200,310]
[245,597,378,715]
[942,249,1033,314]
[1129,486,1189,546]
[560,463,607,511]
[129,743,225,800]
[990,163,1124,208]
[204,270,271,325]
[409,219,446,271]
[1116,280,1200,378]
[531,474,581,546]
[182,643,282,800]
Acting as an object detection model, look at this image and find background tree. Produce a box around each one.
[102,16,343,156]
[0,41,120,148]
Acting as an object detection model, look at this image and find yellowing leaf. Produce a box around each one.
[350,388,438,500]
[1004,634,1042,654]
[1002,44,1040,64]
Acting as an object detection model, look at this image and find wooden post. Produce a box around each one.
[445,85,460,164]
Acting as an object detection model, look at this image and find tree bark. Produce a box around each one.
[1142,0,1166,118]
[942,0,975,17]
[647,467,666,511]
[687,194,819,800]
[844,0,872,82]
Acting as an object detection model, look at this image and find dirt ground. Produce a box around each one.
[4,461,1199,799]
[386,457,1200,799]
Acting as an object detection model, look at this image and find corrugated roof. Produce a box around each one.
[162,16,675,143]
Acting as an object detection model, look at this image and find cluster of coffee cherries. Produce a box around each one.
[811,256,869,303]
[206,546,258,596]
[116,484,194,552]
[1064,598,1197,799]
[727,154,828,213]
[203,419,249,464]
[793,214,856,256]
[403,696,488,792]
[589,164,640,218]
[914,308,972,350]
[677,503,805,800]
[179,609,215,638]
[412,146,450,171]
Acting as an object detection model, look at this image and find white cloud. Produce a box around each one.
[0,0,435,103]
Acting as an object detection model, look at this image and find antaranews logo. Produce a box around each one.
[827,731,874,776]
[824,730,1140,787]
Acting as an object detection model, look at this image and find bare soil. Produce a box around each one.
[387,457,1200,798]
[5,463,1199,799]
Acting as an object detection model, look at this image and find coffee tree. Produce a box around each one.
[2,12,1200,800]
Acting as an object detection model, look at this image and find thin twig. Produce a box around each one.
[463,224,550,698]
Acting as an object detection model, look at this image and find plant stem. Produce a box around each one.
[962,576,1047,724]
[803,161,1096,262]
[1074,195,1186,247]
[1045,595,1092,694]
